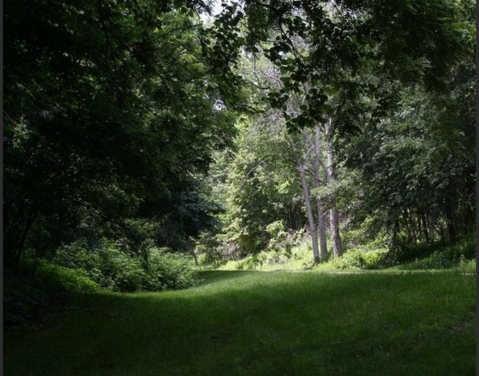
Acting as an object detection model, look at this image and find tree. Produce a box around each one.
[4,0,238,266]
[290,134,321,263]
[206,0,474,257]
[304,127,328,260]
[212,115,305,257]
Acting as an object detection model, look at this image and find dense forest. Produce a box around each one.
[3,2,476,373]
[5,0,475,276]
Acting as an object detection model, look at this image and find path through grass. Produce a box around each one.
[5,270,476,375]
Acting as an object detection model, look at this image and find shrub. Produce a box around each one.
[33,261,99,293]
[145,247,196,290]
[53,241,101,271]
[54,240,196,292]
[381,233,476,269]
[330,249,388,270]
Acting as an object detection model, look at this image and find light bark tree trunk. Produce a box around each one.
[303,127,328,261]
[289,136,320,264]
[325,120,343,258]
[313,126,329,261]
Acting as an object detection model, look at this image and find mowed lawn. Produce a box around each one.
[4,270,476,376]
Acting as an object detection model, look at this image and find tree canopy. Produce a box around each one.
[4,0,475,275]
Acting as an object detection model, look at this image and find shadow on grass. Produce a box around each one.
[4,271,476,376]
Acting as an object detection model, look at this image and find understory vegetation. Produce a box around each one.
[4,248,196,332]
[211,231,476,273]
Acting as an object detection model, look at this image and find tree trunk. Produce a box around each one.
[445,202,457,244]
[289,136,320,264]
[440,225,445,245]
[325,120,342,258]
[403,209,413,244]
[190,248,199,266]
[421,212,430,243]
[14,211,38,268]
[312,126,328,260]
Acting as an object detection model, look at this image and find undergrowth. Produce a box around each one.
[211,233,476,273]
[5,242,197,332]
[4,260,98,333]
[53,240,196,292]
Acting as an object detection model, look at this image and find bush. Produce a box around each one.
[382,233,476,269]
[145,247,196,290]
[54,239,196,292]
[329,249,388,270]
[195,231,225,267]
[53,240,101,271]
[33,261,99,293]
[4,268,50,332]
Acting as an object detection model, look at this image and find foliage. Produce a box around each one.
[198,0,476,266]
[208,0,473,133]
[215,230,475,273]
[382,232,476,268]
[326,249,388,271]
[31,261,99,294]
[195,232,225,267]
[265,220,293,255]
[202,115,305,257]
[4,268,50,333]
[146,247,197,290]
[4,0,237,267]
[4,261,98,332]
[4,0,476,309]
[54,239,196,292]
[337,80,475,247]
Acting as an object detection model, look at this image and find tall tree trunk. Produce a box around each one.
[403,209,413,244]
[445,202,457,244]
[421,212,430,243]
[416,210,424,242]
[310,126,328,260]
[289,136,320,264]
[191,250,199,266]
[439,225,445,245]
[14,210,38,268]
[325,120,342,258]
[407,209,417,243]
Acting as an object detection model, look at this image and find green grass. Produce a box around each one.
[5,270,476,376]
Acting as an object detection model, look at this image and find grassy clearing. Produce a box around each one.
[5,270,476,376]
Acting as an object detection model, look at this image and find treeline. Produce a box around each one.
[195,0,476,264]
[4,0,239,279]
[4,0,476,282]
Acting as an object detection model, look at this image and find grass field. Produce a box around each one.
[4,270,476,376]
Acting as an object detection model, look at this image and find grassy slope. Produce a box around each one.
[5,270,476,376]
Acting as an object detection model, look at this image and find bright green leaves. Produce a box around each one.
[208,115,303,255]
